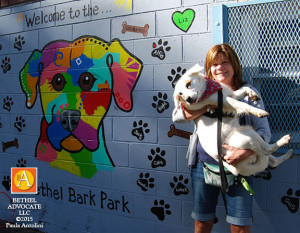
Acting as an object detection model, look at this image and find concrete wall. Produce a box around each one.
[0,0,299,232]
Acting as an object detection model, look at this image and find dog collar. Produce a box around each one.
[199,77,223,101]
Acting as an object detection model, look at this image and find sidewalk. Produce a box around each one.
[0,220,44,233]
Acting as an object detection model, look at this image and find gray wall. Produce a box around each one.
[0,0,299,232]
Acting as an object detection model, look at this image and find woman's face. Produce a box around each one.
[210,54,234,87]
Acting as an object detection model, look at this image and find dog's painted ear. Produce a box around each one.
[187,64,204,76]
[19,50,43,109]
[108,39,143,112]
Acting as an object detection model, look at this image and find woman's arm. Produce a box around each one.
[183,107,208,121]
[222,144,254,165]
[172,105,209,123]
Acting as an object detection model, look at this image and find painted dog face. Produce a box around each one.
[19,36,143,178]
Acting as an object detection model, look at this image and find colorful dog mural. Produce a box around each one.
[19,36,143,178]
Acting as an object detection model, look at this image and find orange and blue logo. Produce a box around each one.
[11,167,38,194]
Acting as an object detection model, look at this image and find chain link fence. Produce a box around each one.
[227,0,300,153]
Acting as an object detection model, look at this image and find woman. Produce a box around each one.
[172,44,271,233]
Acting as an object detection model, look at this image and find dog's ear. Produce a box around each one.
[174,94,181,109]
[108,39,143,112]
[19,50,43,109]
[187,64,204,76]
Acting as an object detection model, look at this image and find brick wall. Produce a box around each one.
[0,0,299,233]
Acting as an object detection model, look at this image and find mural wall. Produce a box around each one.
[0,0,299,233]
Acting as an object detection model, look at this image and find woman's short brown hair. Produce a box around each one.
[205,43,245,90]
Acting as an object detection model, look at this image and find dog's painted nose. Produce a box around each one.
[60,110,81,132]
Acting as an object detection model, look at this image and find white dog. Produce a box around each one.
[174,64,293,176]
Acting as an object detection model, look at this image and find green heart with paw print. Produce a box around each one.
[172,9,195,32]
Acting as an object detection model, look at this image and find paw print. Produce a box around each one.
[14,35,25,51]
[170,175,189,196]
[1,57,11,73]
[131,120,150,141]
[2,176,11,191]
[0,116,2,128]
[281,188,300,213]
[3,96,14,112]
[148,147,166,168]
[168,66,187,88]
[0,44,2,50]
[151,199,171,221]
[16,158,27,167]
[253,168,272,180]
[137,172,155,191]
[14,116,26,132]
[151,39,171,60]
[39,143,47,154]
[152,92,169,113]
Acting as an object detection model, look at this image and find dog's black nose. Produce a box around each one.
[60,110,81,132]
[186,97,192,104]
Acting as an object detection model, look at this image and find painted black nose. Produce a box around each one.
[60,110,81,132]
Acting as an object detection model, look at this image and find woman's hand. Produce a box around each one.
[222,144,254,165]
[183,105,217,121]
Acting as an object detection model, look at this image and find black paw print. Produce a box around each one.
[151,39,171,60]
[0,44,2,50]
[168,66,187,88]
[152,92,169,113]
[281,188,300,213]
[16,158,27,167]
[148,147,166,168]
[3,96,14,112]
[2,176,11,191]
[253,168,272,180]
[1,57,11,73]
[0,116,2,128]
[14,35,25,51]
[137,172,155,191]
[131,120,150,141]
[14,116,26,132]
[170,175,189,196]
[151,199,171,221]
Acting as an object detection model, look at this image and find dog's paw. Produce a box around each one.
[277,134,292,146]
[255,109,269,118]
[286,149,294,159]
[246,89,260,101]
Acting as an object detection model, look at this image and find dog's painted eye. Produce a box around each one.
[51,73,66,91]
[79,72,96,91]
[186,81,191,89]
